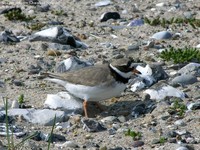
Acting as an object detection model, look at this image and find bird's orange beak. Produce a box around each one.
[132,69,141,74]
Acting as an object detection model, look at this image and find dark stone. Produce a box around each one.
[100,12,120,22]
[131,103,146,118]
[12,80,24,86]
[82,118,106,132]
[0,8,22,14]
[132,140,144,147]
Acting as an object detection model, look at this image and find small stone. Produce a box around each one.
[174,120,186,126]
[168,138,177,143]
[82,118,106,132]
[176,146,189,150]
[151,31,172,40]
[151,139,160,144]
[171,74,197,85]
[117,116,126,123]
[132,140,144,147]
[187,102,200,110]
[12,80,24,86]
[108,128,116,135]
[127,44,139,51]
[47,50,62,56]
[131,103,146,118]
[101,116,118,124]
[55,141,79,148]
[100,146,107,150]
[95,0,112,7]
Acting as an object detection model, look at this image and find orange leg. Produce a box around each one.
[83,100,88,118]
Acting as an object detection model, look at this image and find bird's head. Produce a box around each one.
[109,58,141,79]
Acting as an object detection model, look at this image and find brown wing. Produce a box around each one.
[48,65,115,86]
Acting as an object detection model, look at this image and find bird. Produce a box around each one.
[41,58,140,117]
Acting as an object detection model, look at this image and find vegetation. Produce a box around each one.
[159,137,167,144]
[18,94,24,105]
[3,97,56,149]
[169,99,187,117]
[160,47,200,64]
[125,129,142,140]
[27,22,46,31]
[4,9,35,21]
[144,17,200,28]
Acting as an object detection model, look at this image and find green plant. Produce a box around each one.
[125,129,142,140]
[3,97,37,149]
[144,17,200,28]
[4,9,35,21]
[159,137,167,144]
[27,22,46,30]
[51,10,66,16]
[169,99,187,116]
[18,94,24,105]
[48,115,56,150]
[160,47,200,64]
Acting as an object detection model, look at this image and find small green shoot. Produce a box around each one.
[144,17,200,28]
[159,137,167,144]
[48,115,56,150]
[169,99,187,117]
[18,94,24,105]
[125,129,142,141]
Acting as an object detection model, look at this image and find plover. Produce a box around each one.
[41,58,140,117]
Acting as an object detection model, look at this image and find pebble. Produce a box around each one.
[156,2,166,7]
[176,146,189,150]
[56,56,93,73]
[47,50,62,56]
[127,19,144,27]
[55,141,78,148]
[127,44,140,51]
[171,74,197,85]
[117,116,126,123]
[95,0,112,7]
[131,103,146,118]
[177,63,200,76]
[187,102,200,110]
[132,141,144,147]
[151,31,172,40]
[174,120,186,126]
[82,118,106,132]
[101,116,118,124]
[12,80,24,86]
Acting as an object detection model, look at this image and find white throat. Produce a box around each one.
[109,64,132,79]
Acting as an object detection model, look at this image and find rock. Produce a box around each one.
[178,63,200,77]
[131,103,146,118]
[0,30,20,43]
[82,118,106,132]
[100,12,120,22]
[151,139,161,144]
[29,26,88,49]
[31,131,66,142]
[187,101,200,110]
[127,19,144,27]
[171,74,198,85]
[144,85,185,100]
[48,43,71,50]
[36,4,50,12]
[117,116,126,123]
[132,141,144,147]
[44,92,83,115]
[108,128,116,135]
[101,116,118,124]
[0,123,26,137]
[127,44,140,51]
[174,119,186,126]
[176,146,189,150]
[151,31,172,40]
[56,56,93,73]
[149,64,168,81]
[12,80,24,86]
[29,109,66,126]
[95,0,112,7]
[55,141,79,148]
[47,50,62,56]
[156,2,166,7]
[3,108,66,126]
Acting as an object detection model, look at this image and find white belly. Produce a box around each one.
[65,82,126,101]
